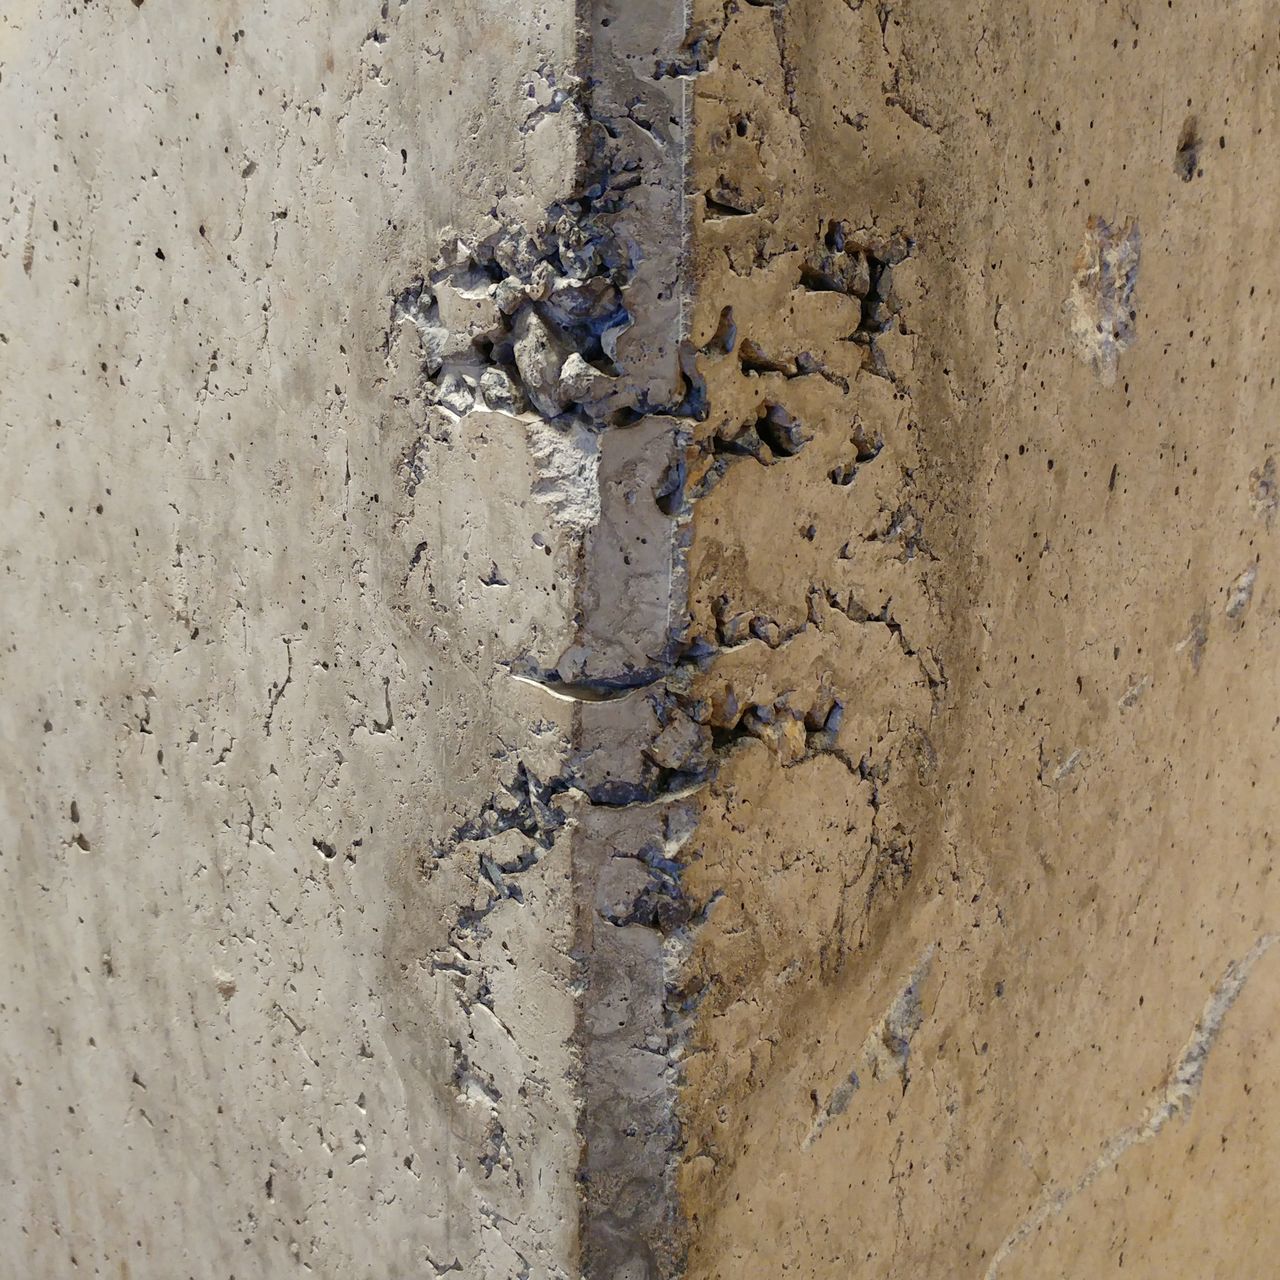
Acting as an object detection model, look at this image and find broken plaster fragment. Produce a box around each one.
[433,277,503,340]
[1176,608,1210,671]
[435,372,476,416]
[528,260,557,300]
[1118,675,1149,709]
[492,227,540,279]
[420,326,449,377]
[479,367,528,415]
[1064,214,1141,387]
[756,404,807,457]
[749,616,782,647]
[1225,564,1258,619]
[708,685,741,730]
[559,352,611,405]
[645,711,710,773]
[744,706,808,764]
[601,319,629,363]
[513,306,572,419]
[553,215,603,279]
[1249,456,1277,525]
[494,277,526,315]
[778,715,809,764]
[718,611,752,646]
[801,226,871,296]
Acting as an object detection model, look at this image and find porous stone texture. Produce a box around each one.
[3,0,1280,1277]
[0,3,589,1276]
[671,2,1280,1278]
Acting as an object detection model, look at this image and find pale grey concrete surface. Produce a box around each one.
[0,3,589,1275]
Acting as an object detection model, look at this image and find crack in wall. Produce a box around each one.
[386,2,933,1272]
[384,3,701,1272]
[982,933,1280,1279]
[803,942,937,1150]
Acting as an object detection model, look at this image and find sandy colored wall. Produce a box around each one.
[675,2,1280,1277]
[3,0,1278,1277]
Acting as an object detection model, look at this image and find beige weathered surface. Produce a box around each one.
[674,2,1280,1277]
[4,0,1279,1276]
[0,2,587,1275]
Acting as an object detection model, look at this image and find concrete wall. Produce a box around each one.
[0,2,586,1275]
[3,0,1278,1277]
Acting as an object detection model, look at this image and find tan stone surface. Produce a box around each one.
[676,2,1280,1276]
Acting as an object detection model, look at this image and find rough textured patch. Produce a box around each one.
[1064,214,1142,386]
[672,3,1280,1278]
[4,1,1280,1277]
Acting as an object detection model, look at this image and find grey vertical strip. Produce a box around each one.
[569,2,695,1276]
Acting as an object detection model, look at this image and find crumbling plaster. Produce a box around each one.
[2,1,1278,1278]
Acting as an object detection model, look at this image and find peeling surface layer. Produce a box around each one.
[673,2,1280,1278]
[4,1,1280,1278]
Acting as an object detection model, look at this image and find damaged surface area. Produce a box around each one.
[5,0,1280,1277]
[392,3,701,1275]
[982,933,1280,1279]
[802,942,937,1151]
[671,6,946,1271]
[391,198,638,427]
[1064,214,1142,386]
[399,6,941,1274]
[672,2,1280,1279]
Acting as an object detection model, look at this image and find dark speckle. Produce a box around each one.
[1174,116,1200,181]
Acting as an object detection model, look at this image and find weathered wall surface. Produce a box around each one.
[0,2,589,1275]
[674,2,1280,1278]
[4,0,1279,1277]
